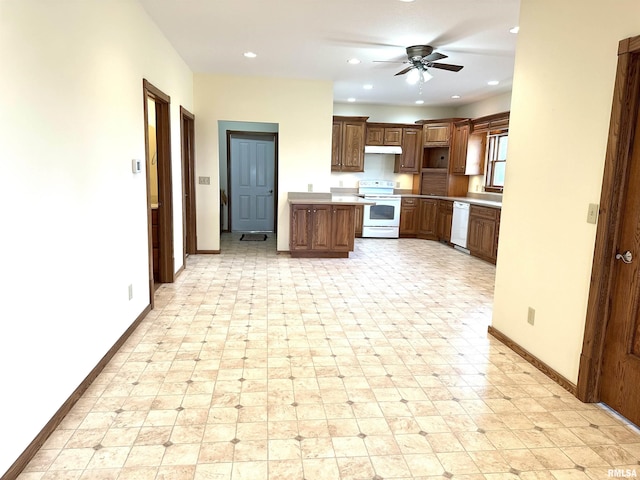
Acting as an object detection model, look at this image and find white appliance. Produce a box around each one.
[451,201,470,249]
[358,180,401,238]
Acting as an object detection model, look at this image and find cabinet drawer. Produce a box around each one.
[470,205,499,220]
[402,197,418,207]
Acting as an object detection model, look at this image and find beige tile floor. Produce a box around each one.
[18,234,640,480]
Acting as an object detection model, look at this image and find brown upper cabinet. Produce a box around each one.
[332,116,368,172]
[450,120,487,176]
[395,127,422,174]
[422,121,452,147]
[366,124,403,146]
[471,111,510,134]
[450,120,470,175]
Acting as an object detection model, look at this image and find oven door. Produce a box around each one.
[363,200,400,227]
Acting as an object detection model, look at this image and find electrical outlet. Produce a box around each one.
[308,184,313,192]
[128,284,133,301]
[198,176,210,185]
[587,203,599,224]
[527,307,535,326]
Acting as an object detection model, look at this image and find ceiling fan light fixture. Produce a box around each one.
[406,68,420,85]
[422,69,433,82]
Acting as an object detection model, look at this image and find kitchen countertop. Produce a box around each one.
[400,194,502,209]
[288,192,375,205]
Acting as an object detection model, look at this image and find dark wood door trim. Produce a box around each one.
[180,106,197,259]
[578,35,640,402]
[143,79,174,296]
[225,130,278,234]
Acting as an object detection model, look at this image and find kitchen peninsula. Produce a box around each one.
[288,192,373,258]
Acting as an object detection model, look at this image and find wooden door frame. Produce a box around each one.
[225,131,279,233]
[143,79,174,300]
[578,35,640,402]
[180,106,196,260]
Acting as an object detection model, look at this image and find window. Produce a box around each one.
[485,132,508,192]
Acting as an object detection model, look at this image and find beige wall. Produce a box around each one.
[194,74,334,252]
[492,0,640,383]
[0,0,193,473]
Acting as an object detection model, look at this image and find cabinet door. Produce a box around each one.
[341,121,365,172]
[423,123,451,146]
[418,199,438,239]
[384,127,403,146]
[437,200,453,242]
[331,205,355,251]
[331,121,342,171]
[311,205,332,250]
[450,122,470,175]
[354,204,364,237]
[366,126,384,146]
[420,171,448,196]
[290,205,311,250]
[396,128,422,173]
[400,198,418,236]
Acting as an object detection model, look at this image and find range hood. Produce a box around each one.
[364,145,402,154]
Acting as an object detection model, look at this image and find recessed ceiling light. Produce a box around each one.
[509,26,520,34]
[451,95,461,99]
[347,97,356,102]
[398,0,416,2]
[243,51,257,58]
[363,84,373,90]
[347,58,361,65]
[415,100,424,105]
[488,80,500,86]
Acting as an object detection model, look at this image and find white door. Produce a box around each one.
[230,134,276,232]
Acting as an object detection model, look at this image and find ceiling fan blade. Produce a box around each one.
[424,52,447,62]
[394,66,414,76]
[428,62,464,72]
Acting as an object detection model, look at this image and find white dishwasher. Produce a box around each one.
[451,201,470,249]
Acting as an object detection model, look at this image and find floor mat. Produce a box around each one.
[239,233,267,241]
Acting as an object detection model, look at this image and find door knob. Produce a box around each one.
[616,250,633,264]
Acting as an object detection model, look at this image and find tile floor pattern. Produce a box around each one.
[18,234,640,480]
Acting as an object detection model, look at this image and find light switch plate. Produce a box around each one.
[199,176,210,185]
[587,203,599,224]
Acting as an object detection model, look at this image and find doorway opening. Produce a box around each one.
[226,131,278,234]
[579,35,640,427]
[181,107,196,260]
[143,79,174,304]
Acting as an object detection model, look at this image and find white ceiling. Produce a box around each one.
[138,0,520,108]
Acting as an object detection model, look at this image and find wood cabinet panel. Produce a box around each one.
[332,116,367,172]
[468,205,500,264]
[437,200,453,243]
[354,204,364,238]
[423,123,451,146]
[450,121,470,175]
[400,198,419,237]
[311,205,332,250]
[395,127,421,173]
[290,203,357,257]
[366,125,403,146]
[418,199,438,239]
[331,205,355,251]
[420,171,448,196]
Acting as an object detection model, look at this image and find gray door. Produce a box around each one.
[230,134,275,232]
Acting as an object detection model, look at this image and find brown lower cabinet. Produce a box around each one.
[398,197,500,264]
[290,204,356,258]
[467,205,500,264]
[417,199,438,239]
[436,200,453,243]
[399,198,419,237]
[354,204,364,238]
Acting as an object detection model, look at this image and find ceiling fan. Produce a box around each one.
[378,45,464,82]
